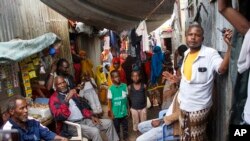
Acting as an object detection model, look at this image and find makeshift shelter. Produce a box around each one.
[41,0,175,32]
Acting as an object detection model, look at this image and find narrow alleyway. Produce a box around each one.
[101,105,161,141]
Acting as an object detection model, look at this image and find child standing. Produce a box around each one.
[79,73,102,115]
[108,70,129,141]
[128,70,147,132]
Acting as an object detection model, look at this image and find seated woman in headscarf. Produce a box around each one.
[96,65,108,104]
[79,50,94,78]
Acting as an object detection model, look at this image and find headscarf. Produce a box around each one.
[79,50,86,57]
[95,65,107,87]
[112,57,120,64]
[151,46,164,84]
[110,57,120,71]
[79,50,94,77]
[110,57,127,83]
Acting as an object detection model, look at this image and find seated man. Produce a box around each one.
[2,96,67,141]
[136,92,180,141]
[49,76,119,141]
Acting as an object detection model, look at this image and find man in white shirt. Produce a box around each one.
[163,22,232,140]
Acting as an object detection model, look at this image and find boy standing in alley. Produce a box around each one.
[108,70,129,141]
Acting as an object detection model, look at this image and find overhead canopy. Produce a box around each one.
[0,33,57,63]
[41,0,175,32]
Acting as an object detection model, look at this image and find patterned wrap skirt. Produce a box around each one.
[180,108,210,141]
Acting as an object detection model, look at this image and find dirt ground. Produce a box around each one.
[101,105,161,141]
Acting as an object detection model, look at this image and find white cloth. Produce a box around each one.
[136,20,149,52]
[178,45,223,112]
[82,78,96,91]
[244,71,250,124]
[240,29,250,124]
[165,92,179,117]
[237,29,250,73]
[103,35,110,49]
[67,99,83,121]
[79,78,102,114]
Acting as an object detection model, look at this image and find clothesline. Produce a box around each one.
[144,0,166,21]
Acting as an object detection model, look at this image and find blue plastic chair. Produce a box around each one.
[157,109,180,141]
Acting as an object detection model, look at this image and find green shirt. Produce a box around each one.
[108,83,128,118]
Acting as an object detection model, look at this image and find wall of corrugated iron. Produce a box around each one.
[0,0,72,112]
[76,34,102,70]
[0,0,71,61]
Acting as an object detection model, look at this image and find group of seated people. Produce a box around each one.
[1,78,180,141]
[1,76,119,141]
[0,62,181,141]
[0,55,182,141]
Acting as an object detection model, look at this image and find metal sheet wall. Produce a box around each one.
[0,0,72,111]
[0,0,71,61]
[76,34,102,70]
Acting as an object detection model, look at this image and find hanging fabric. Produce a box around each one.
[136,20,150,52]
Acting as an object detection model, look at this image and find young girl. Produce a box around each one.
[128,70,147,131]
[79,73,102,115]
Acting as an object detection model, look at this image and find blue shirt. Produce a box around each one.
[2,118,56,141]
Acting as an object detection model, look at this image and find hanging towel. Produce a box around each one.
[136,20,149,52]
[239,29,250,124]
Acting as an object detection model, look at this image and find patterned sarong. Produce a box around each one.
[180,108,210,141]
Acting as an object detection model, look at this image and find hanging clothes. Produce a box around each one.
[136,20,150,52]
[150,46,163,84]
[110,30,120,54]
[103,35,110,49]
[129,28,141,58]
[110,31,116,48]
[122,55,137,85]
[144,52,153,82]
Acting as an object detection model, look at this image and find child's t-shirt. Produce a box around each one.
[108,83,128,118]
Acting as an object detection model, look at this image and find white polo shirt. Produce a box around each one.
[178,45,223,112]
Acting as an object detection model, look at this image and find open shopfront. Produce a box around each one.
[0,33,59,126]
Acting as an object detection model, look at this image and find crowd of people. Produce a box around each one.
[1,0,249,140]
